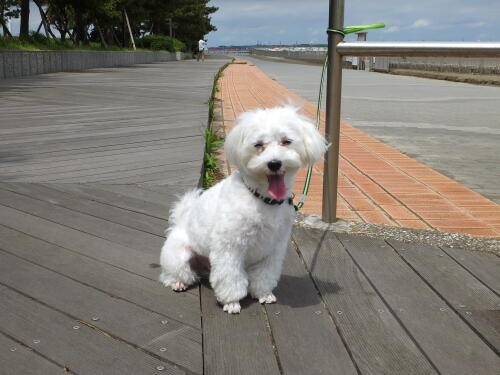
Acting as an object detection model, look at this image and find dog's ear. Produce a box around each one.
[224,123,245,166]
[298,117,329,166]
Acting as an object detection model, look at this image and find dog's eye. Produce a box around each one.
[281,139,292,146]
[254,142,264,148]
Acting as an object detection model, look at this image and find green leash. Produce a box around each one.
[295,23,385,211]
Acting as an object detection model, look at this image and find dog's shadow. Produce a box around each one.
[274,274,341,308]
[199,274,341,310]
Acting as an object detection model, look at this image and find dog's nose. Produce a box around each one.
[267,159,282,172]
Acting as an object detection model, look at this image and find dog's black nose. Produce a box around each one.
[267,159,282,172]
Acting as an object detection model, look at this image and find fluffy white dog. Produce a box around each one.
[159,105,327,314]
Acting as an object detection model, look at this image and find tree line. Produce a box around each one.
[0,0,217,51]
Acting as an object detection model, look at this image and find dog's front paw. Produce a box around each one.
[171,281,188,292]
[258,293,277,304]
[223,302,241,314]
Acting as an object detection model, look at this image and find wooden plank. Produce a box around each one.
[264,247,357,375]
[0,188,164,252]
[0,139,197,174]
[0,249,202,374]
[337,233,500,374]
[48,183,170,219]
[441,247,500,295]
[0,136,196,166]
[0,225,200,326]
[8,151,201,183]
[0,332,67,374]
[93,184,185,207]
[0,182,167,236]
[0,287,185,375]
[200,284,281,375]
[0,203,160,281]
[292,226,437,374]
[388,240,500,353]
[100,167,202,185]
[0,127,200,155]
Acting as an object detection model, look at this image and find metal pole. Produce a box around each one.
[322,0,345,223]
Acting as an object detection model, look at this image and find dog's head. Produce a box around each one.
[225,106,328,200]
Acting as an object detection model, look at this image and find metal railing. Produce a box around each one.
[322,0,500,223]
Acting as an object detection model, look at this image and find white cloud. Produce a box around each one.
[411,19,430,28]
[464,21,486,28]
[384,26,400,33]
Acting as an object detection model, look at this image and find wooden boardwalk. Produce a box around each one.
[0,59,499,374]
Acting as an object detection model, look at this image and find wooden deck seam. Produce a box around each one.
[439,246,500,298]
[44,184,171,220]
[0,141,200,173]
[0,185,165,238]
[385,242,499,356]
[0,221,164,285]
[47,184,170,221]
[0,283,195,375]
[260,304,285,375]
[0,330,73,374]
[0,246,200,331]
[0,200,164,255]
[290,238,363,375]
[38,160,202,183]
[333,234,443,374]
[0,132,202,155]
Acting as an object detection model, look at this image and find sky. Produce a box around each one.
[4,1,499,46]
[206,0,500,46]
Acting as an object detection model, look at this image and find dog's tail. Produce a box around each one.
[167,189,202,229]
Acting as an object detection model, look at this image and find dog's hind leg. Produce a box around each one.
[159,228,198,291]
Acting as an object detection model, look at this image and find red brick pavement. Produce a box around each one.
[214,59,500,237]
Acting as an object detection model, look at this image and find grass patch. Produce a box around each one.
[203,126,224,188]
[203,62,231,188]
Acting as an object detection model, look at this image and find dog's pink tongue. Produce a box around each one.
[267,174,286,200]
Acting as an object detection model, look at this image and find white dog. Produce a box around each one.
[159,105,327,314]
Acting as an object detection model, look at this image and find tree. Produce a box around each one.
[19,0,29,37]
[0,0,20,37]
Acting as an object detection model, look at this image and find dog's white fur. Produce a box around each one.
[159,106,327,313]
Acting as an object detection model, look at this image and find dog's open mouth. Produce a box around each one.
[267,174,286,200]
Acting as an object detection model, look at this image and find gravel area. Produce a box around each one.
[296,213,500,255]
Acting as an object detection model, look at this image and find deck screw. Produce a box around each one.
[161,320,168,325]
[159,347,167,352]
[73,326,80,330]
[440,307,447,312]
[274,311,280,316]
[10,347,16,352]
[91,316,100,321]
[315,310,322,315]
[33,339,40,344]
[337,310,343,315]
[156,365,165,371]
[465,311,472,315]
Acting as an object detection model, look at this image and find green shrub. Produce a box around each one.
[136,35,186,52]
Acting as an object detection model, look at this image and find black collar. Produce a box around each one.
[244,183,297,210]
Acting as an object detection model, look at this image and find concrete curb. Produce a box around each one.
[0,50,186,79]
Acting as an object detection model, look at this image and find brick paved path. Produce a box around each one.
[216,60,500,237]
